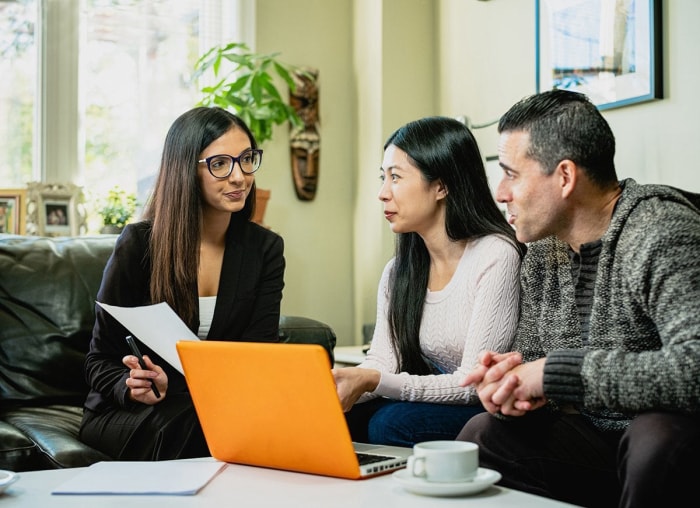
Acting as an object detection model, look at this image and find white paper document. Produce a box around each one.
[52,459,227,495]
[97,301,199,373]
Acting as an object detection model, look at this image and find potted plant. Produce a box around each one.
[191,42,305,145]
[97,186,137,234]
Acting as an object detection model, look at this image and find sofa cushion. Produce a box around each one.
[1,405,110,470]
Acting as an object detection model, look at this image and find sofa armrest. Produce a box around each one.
[278,315,336,365]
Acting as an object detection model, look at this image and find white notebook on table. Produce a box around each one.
[51,459,226,495]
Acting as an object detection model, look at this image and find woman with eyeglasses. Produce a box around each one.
[80,106,284,460]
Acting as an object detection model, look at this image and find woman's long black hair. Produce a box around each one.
[383,116,526,374]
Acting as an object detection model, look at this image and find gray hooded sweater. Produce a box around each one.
[515,178,700,432]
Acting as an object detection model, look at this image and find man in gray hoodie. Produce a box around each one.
[458,89,700,508]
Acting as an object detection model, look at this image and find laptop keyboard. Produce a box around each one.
[356,452,396,465]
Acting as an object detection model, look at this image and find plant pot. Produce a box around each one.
[253,188,270,227]
[100,225,123,235]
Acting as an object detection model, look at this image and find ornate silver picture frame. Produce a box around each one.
[26,182,86,236]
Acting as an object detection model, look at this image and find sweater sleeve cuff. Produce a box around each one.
[543,349,586,405]
[373,371,406,399]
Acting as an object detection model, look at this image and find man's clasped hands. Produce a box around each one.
[462,351,548,417]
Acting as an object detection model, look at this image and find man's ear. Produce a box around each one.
[556,159,577,199]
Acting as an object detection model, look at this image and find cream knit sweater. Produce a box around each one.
[357,234,522,405]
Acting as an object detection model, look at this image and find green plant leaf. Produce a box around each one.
[261,79,282,101]
[273,62,296,90]
[228,74,249,93]
[97,186,138,227]
[249,74,263,105]
[223,53,252,69]
[193,42,306,146]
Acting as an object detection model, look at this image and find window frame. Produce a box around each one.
[37,0,254,187]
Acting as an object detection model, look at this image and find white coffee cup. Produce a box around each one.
[406,440,478,483]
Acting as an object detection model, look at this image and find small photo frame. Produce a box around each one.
[0,189,27,235]
[536,0,662,111]
[26,182,86,237]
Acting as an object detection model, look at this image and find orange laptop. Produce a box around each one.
[176,340,411,479]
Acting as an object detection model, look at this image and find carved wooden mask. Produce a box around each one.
[289,67,320,201]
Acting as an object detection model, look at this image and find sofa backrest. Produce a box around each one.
[0,234,117,407]
[0,234,337,407]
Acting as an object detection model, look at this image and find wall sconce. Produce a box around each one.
[455,116,499,130]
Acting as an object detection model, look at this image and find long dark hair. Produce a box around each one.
[383,116,526,374]
[143,106,258,328]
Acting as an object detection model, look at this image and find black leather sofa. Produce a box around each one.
[0,234,336,472]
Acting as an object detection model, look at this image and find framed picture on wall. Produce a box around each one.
[536,0,663,110]
[0,189,27,235]
[26,182,86,237]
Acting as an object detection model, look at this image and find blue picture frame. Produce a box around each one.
[536,0,663,111]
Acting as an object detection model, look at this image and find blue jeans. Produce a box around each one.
[345,398,485,447]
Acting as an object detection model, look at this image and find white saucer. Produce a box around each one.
[392,467,501,497]
[0,470,19,494]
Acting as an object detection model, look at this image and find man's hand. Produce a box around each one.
[460,351,522,413]
[491,358,547,416]
[461,351,547,416]
[461,350,523,387]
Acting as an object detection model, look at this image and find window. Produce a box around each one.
[0,0,38,188]
[0,0,249,233]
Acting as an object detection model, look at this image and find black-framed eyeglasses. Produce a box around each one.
[198,148,263,178]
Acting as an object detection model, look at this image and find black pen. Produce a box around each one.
[125,335,161,398]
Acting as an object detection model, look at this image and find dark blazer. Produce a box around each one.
[83,217,285,413]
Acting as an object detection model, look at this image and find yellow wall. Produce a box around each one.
[255,0,357,345]
[256,0,700,346]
